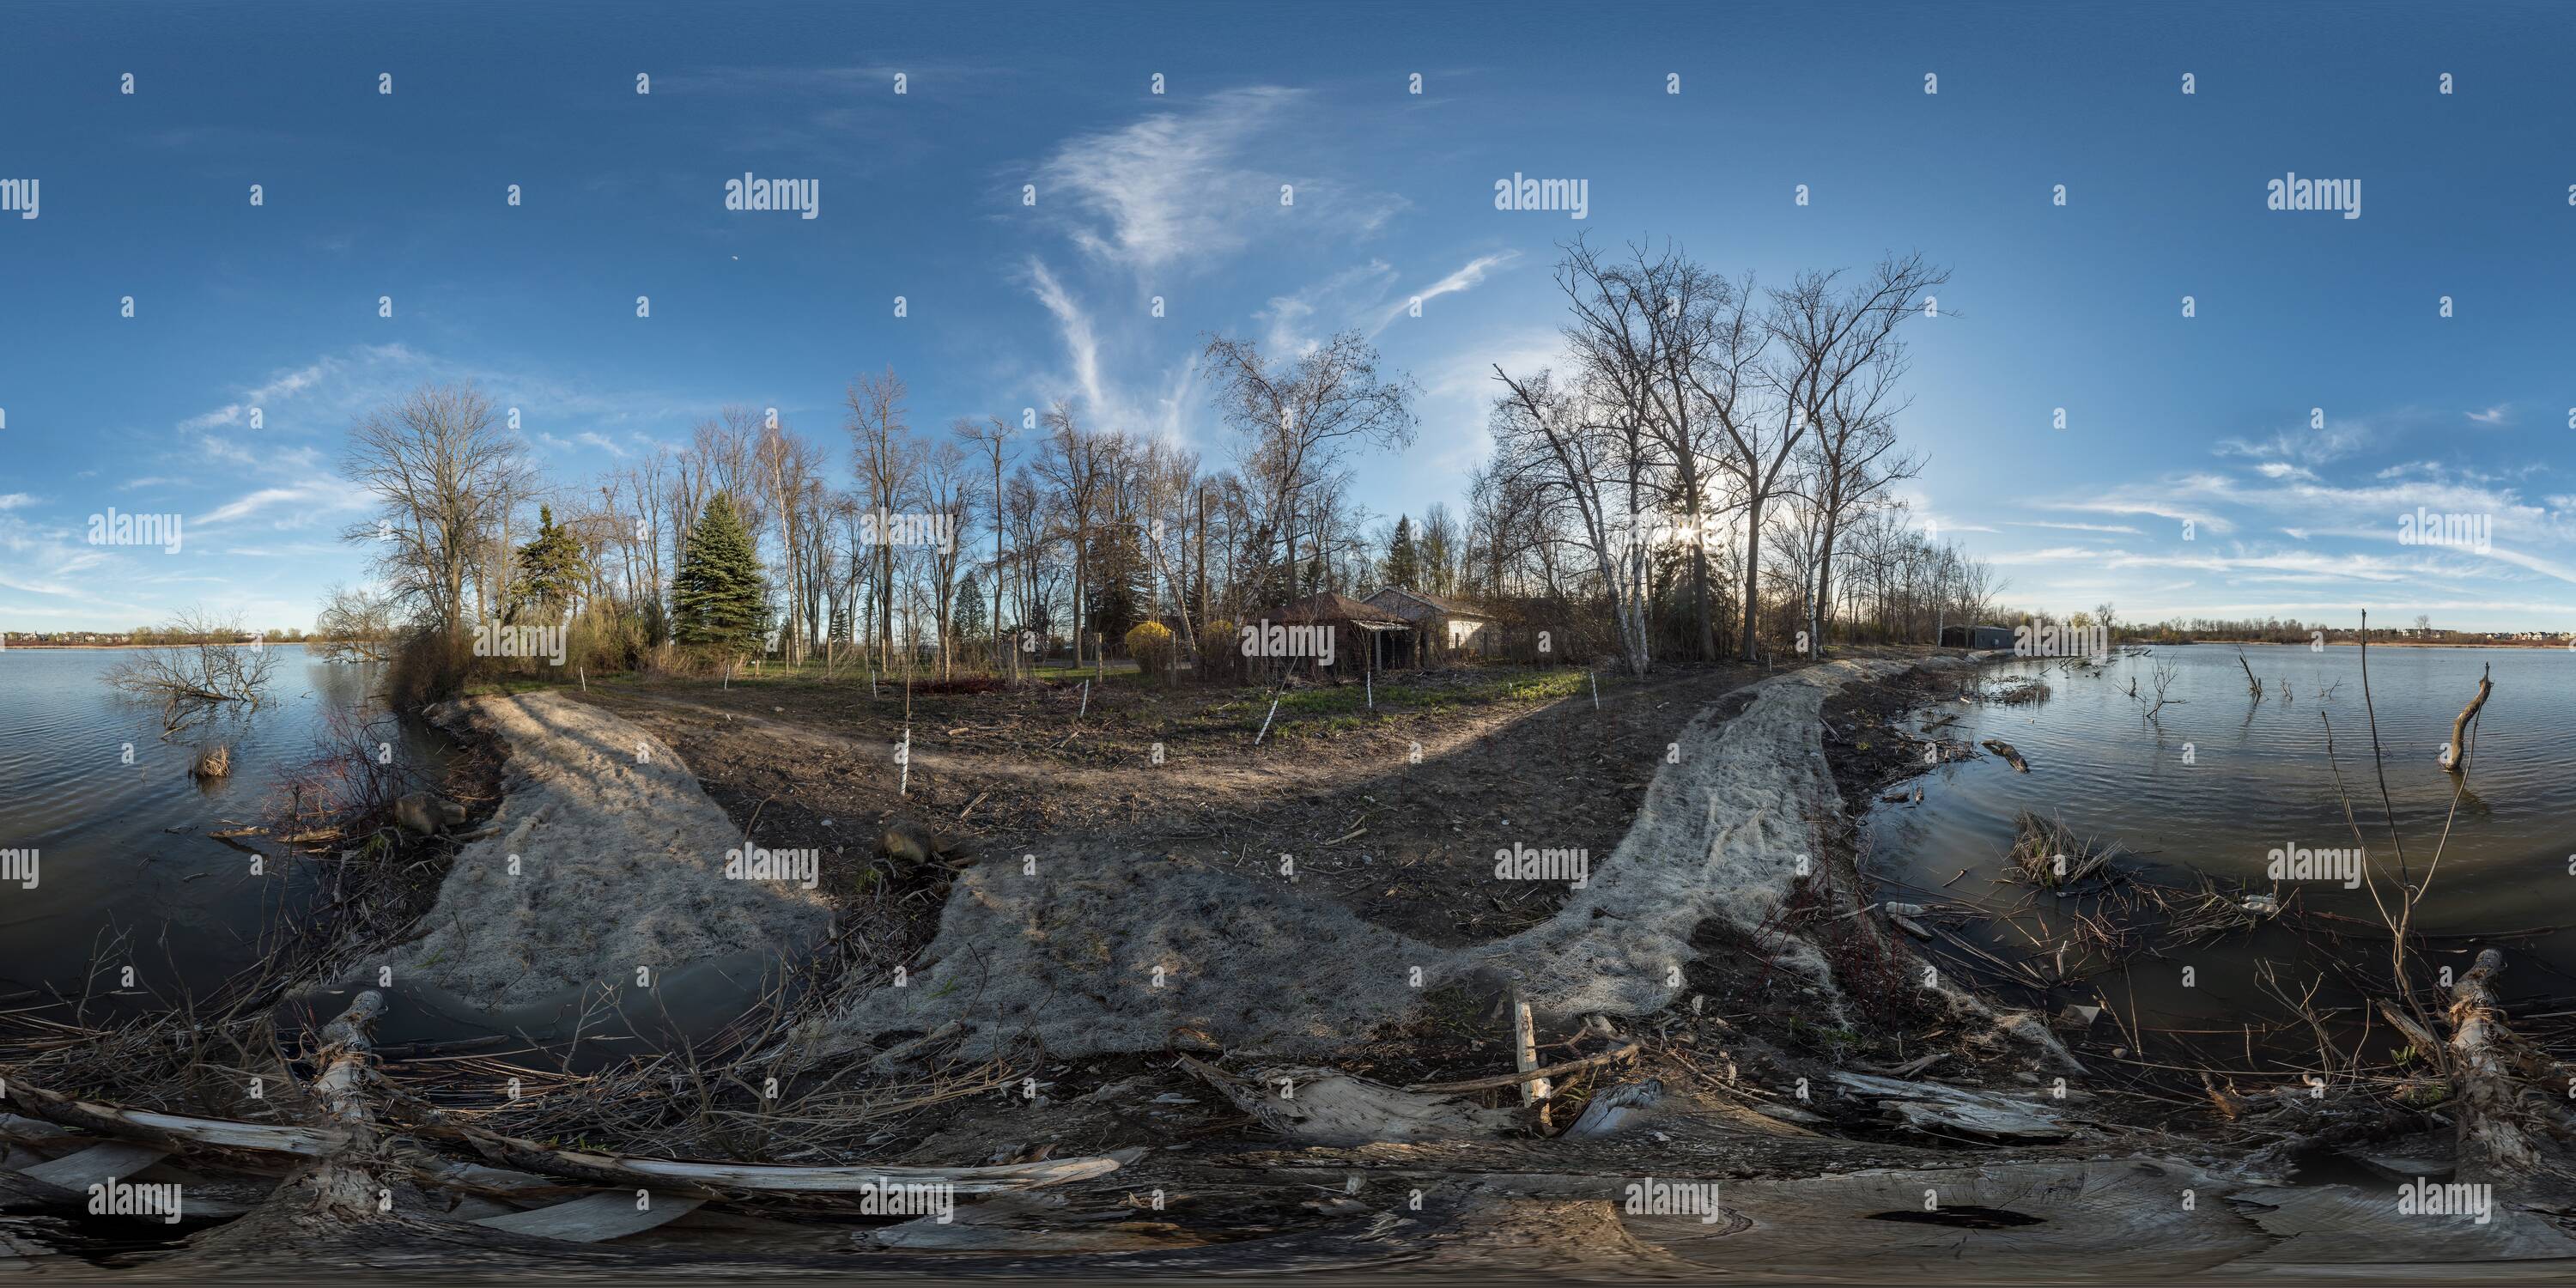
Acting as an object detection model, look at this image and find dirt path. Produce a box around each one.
[382,690,831,1010]
[774,656,2002,1062]
[571,661,1780,948]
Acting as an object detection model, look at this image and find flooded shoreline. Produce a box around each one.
[1857,644,2573,1065]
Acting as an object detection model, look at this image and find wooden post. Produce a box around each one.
[2441,665,2492,773]
[1511,988,1550,1107]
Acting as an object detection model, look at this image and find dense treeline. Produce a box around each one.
[329,236,2018,695]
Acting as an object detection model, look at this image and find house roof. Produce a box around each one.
[1255,592,1412,629]
[1364,586,1493,620]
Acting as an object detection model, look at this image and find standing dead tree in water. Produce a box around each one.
[2439,664,2491,773]
[2234,650,2264,703]
[2138,662,2183,722]
[313,583,401,662]
[106,611,277,732]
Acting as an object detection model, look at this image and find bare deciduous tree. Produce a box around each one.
[339,382,533,638]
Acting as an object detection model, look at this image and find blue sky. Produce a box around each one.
[3,0,2573,633]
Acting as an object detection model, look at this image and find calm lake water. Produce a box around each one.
[1864,644,2576,1060]
[0,644,445,1013]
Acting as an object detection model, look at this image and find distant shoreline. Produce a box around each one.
[2156,639,2567,650]
[1,641,332,651]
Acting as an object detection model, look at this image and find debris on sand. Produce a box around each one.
[1178,1054,1524,1145]
[1827,1071,2074,1141]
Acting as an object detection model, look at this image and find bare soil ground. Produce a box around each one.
[559,658,1828,952]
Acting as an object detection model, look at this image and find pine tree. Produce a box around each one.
[956,572,988,641]
[508,505,589,621]
[1382,514,1421,591]
[671,493,769,654]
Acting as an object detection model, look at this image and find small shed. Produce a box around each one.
[1363,587,1497,664]
[1940,624,2016,650]
[1247,592,1416,676]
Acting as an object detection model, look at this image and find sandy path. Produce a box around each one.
[804,657,1970,1060]
[387,690,831,1008]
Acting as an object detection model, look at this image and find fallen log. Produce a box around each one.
[2441,947,2576,1196]
[304,989,388,1218]
[374,1081,1127,1198]
[1981,738,2030,772]
[0,1082,337,1158]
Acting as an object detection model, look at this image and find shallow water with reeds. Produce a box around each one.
[0,644,444,1014]
[1862,643,2576,1066]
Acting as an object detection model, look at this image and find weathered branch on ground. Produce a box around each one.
[2445,949,2576,1197]
[1404,1042,1641,1094]
[303,990,387,1218]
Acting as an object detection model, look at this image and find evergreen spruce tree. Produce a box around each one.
[671,493,769,654]
[1382,514,1421,591]
[956,572,988,641]
[508,505,589,621]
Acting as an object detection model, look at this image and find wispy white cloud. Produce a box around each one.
[1034,87,1403,277]
[1370,252,1517,337]
[2004,519,2142,536]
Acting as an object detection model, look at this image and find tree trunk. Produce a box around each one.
[1739,493,1765,660]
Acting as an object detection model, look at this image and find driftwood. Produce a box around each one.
[1828,1072,2070,1142]
[1180,1055,1522,1145]
[377,1080,1127,1198]
[472,1190,706,1242]
[1560,1079,1663,1139]
[0,1083,337,1158]
[2439,666,2491,773]
[15,1139,170,1193]
[2443,948,2576,1197]
[1980,738,2030,773]
[304,989,388,1218]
